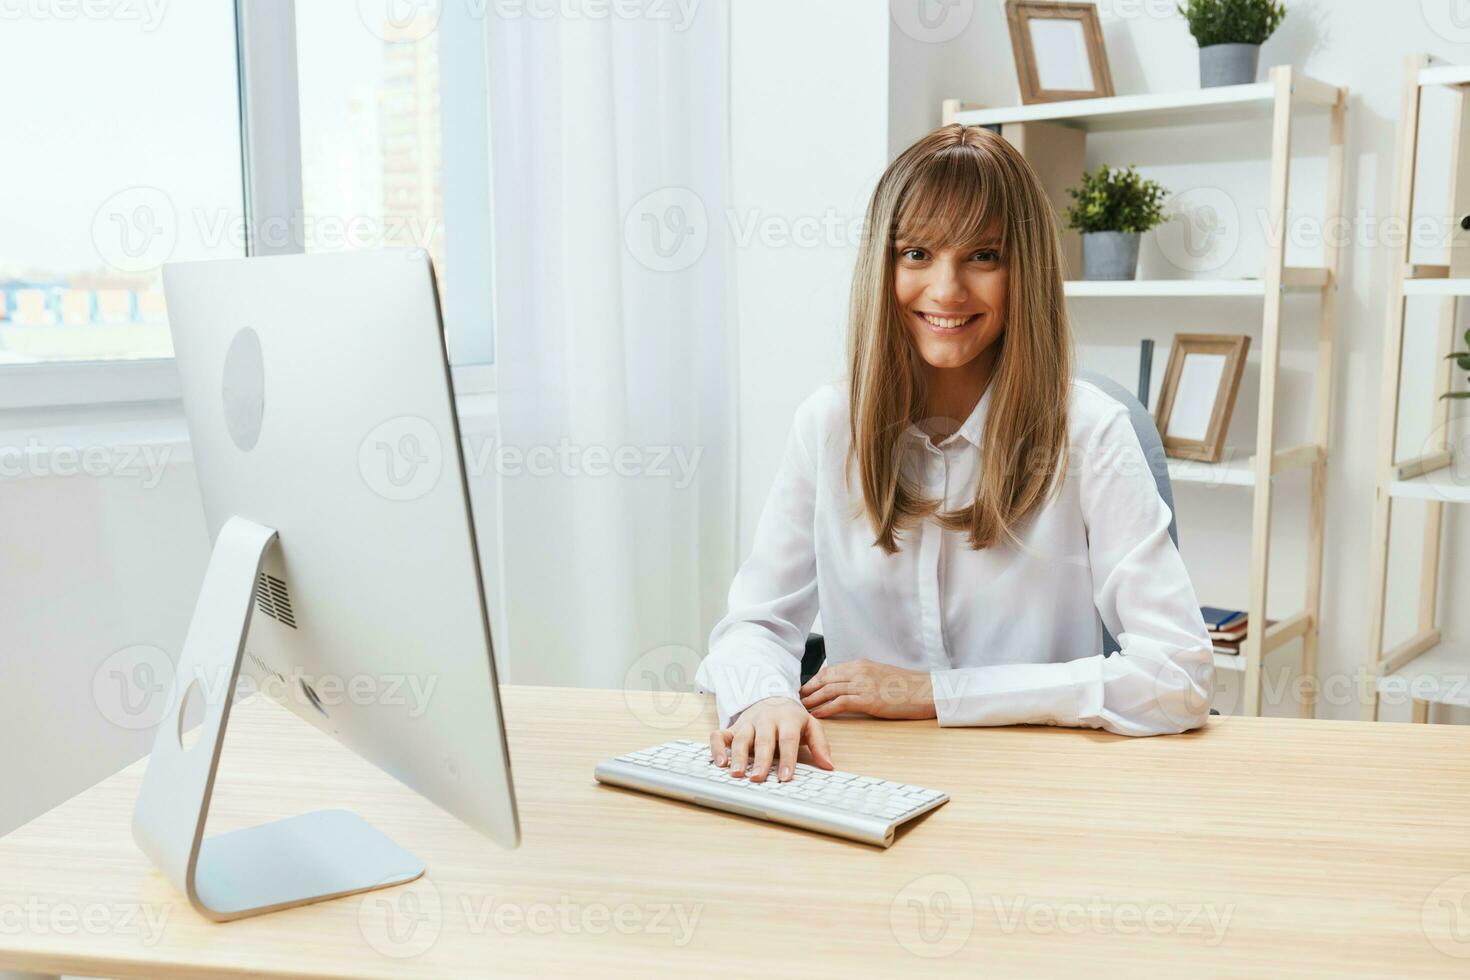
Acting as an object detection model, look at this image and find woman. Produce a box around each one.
[695,124,1213,783]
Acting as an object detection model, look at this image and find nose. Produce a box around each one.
[926,259,968,306]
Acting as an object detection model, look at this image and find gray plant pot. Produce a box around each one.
[1082,231,1141,281]
[1199,43,1261,88]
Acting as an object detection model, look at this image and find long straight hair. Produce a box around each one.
[847,124,1072,554]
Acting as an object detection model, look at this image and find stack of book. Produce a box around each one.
[1202,606,1249,655]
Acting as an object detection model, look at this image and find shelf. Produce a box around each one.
[953,74,1340,133]
[1365,56,1468,721]
[1388,468,1470,504]
[1377,643,1470,708]
[1169,457,1257,488]
[1420,64,1470,88]
[1167,445,1323,489]
[1402,277,1470,296]
[1213,651,1245,673]
[1064,268,1329,297]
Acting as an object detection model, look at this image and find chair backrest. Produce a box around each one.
[1076,369,1179,656]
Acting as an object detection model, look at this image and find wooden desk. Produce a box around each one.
[2,686,1470,977]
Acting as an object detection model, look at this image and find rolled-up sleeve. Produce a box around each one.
[695,401,821,729]
[929,402,1214,736]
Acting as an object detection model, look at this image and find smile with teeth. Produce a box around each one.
[917,311,981,329]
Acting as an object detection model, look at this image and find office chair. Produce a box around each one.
[802,370,1180,685]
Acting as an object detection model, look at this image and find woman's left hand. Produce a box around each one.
[798,658,936,720]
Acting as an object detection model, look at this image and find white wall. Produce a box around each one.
[0,425,206,836]
[730,0,892,557]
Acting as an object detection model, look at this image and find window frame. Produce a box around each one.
[7,0,495,412]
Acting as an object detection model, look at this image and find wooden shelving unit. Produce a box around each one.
[949,66,1349,716]
[1364,54,1470,723]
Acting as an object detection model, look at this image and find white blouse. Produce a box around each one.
[695,378,1214,736]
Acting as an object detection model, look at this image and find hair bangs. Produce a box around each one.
[893,147,1008,252]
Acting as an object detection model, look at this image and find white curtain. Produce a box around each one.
[483,4,737,687]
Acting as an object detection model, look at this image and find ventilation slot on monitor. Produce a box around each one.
[253,572,298,629]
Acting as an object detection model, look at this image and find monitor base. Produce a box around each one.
[131,515,424,922]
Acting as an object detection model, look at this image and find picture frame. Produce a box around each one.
[1154,334,1251,463]
[1004,1,1115,106]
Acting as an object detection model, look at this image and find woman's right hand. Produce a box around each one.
[709,696,835,782]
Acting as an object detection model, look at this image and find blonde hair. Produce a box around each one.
[846,124,1072,554]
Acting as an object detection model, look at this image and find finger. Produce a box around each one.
[804,716,835,770]
[750,725,777,782]
[709,729,733,767]
[797,666,828,697]
[800,681,850,710]
[798,661,853,696]
[729,725,752,777]
[809,694,855,718]
[776,719,801,781]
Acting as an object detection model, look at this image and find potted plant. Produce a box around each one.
[1443,328,1470,400]
[1064,165,1169,281]
[1177,0,1287,88]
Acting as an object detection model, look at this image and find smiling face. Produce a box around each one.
[893,233,1008,374]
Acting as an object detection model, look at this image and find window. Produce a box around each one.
[2,0,492,409]
[0,3,244,365]
[295,0,493,369]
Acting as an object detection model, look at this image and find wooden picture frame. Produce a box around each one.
[1004,1,1115,105]
[1154,334,1251,463]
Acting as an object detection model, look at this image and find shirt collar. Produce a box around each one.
[904,384,993,450]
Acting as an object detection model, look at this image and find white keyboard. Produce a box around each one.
[594,739,949,847]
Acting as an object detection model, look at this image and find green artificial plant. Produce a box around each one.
[1063,165,1170,235]
[1176,0,1287,47]
[1444,328,1470,399]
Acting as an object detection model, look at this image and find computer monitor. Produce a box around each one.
[132,249,517,922]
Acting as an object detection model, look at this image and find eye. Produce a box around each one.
[898,246,928,262]
[972,249,1001,263]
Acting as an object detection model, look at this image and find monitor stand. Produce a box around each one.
[131,516,424,922]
